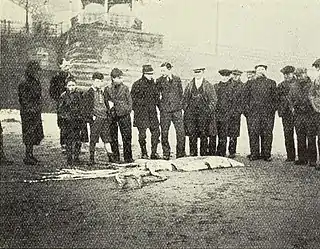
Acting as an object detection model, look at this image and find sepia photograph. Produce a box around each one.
[0,0,320,248]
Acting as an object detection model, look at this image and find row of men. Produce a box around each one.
[1,58,319,168]
[49,58,320,167]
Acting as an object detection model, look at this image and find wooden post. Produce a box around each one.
[25,0,29,33]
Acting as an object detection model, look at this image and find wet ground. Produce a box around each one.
[1,110,320,248]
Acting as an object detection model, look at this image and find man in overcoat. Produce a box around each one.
[49,58,72,149]
[309,59,320,170]
[156,62,185,160]
[18,61,44,165]
[243,64,277,161]
[288,68,317,167]
[213,69,243,158]
[277,65,296,162]
[183,67,217,156]
[131,65,161,159]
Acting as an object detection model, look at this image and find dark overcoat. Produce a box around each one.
[18,76,44,146]
[288,78,318,136]
[131,76,160,129]
[183,79,217,137]
[215,79,243,137]
[156,75,183,113]
[49,71,70,102]
[277,78,296,118]
[243,76,277,116]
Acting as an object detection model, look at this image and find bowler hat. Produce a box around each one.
[232,69,243,75]
[142,65,154,74]
[312,58,320,67]
[280,65,295,74]
[110,68,123,78]
[92,72,104,80]
[294,67,307,75]
[218,69,232,76]
[255,64,268,70]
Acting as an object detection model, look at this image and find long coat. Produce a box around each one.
[289,77,319,137]
[18,76,44,146]
[49,71,71,102]
[156,75,183,113]
[131,76,160,129]
[243,76,277,116]
[183,79,217,137]
[215,79,243,137]
[277,78,296,118]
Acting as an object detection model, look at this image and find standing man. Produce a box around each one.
[214,69,243,157]
[18,61,44,165]
[310,59,320,170]
[156,62,185,160]
[277,65,296,162]
[243,70,256,159]
[288,68,317,167]
[131,65,161,159]
[49,58,72,151]
[106,68,133,163]
[183,67,217,156]
[243,64,277,161]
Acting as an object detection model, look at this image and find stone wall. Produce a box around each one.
[65,22,164,87]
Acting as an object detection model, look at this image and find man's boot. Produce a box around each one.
[150,143,161,160]
[139,141,148,159]
[74,142,81,165]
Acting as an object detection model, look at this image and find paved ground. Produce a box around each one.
[1,110,320,248]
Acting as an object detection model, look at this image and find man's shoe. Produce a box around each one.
[124,158,134,163]
[285,158,295,162]
[295,160,308,165]
[308,161,317,167]
[263,157,272,162]
[23,157,37,165]
[163,155,170,160]
[315,164,320,171]
[228,154,236,159]
[74,158,81,165]
[141,154,149,159]
[150,153,161,160]
[249,155,260,161]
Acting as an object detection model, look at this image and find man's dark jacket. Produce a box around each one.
[243,75,277,116]
[215,79,243,121]
[183,78,217,136]
[277,78,296,117]
[49,71,70,102]
[156,75,183,113]
[131,76,160,128]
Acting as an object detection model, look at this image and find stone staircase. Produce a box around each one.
[64,23,164,88]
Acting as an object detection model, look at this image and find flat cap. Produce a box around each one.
[294,67,307,75]
[232,69,243,75]
[280,65,295,74]
[92,72,104,80]
[193,67,206,73]
[110,68,123,78]
[218,69,232,76]
[142,65,154,74]
[246,70,256,74]
[255,64,268,70]
[312,58,320,67]
[160,62,172,69]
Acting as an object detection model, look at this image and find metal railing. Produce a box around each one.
[79,12,142,30]
[0,19,64,37]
